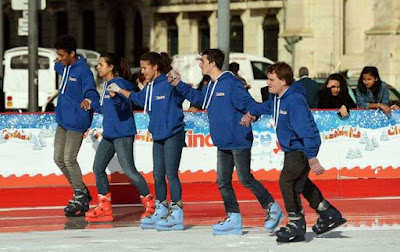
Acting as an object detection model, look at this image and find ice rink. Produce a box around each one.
[1,197,400,251]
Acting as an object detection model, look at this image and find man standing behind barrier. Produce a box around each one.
[296,66,319,109]
[53,35,100,217]
[168,48,283,235]
[241,62,346,243]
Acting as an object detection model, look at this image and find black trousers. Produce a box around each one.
[279,151,324,214]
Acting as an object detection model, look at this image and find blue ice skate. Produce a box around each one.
[264,202,284,233]
[140,200,168,229]
[212,212,243,235]
[155,203,184,231]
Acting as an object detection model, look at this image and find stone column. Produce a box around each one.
[241,9,265,55]
[208,11,218,48]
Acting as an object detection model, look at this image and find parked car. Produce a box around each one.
[3,47,100,112]
[172,53,274,109]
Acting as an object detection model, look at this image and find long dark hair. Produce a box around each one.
[140,52,172,74]
[100,52,131,80]
[323,73,350,97]
[357,66,382,100]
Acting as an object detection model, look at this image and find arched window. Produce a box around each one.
[263,14,279,62]
[133,11,143,66]
[198,17,209,52]
[82,10,95,50]
[56,11,68,37]
[114,11,125,57]
[230,16,243,53]
[168,18,178,56]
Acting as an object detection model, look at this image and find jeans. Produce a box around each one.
[279,151,324,213]
[217,149,274,213]
[153,129,185,203]
[92,136,150,196]
[53,125,85,190]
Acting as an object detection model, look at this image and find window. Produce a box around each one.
[230,16,243,52]
[251,61,270,80]
[56,11,68,37]
[82,10,95,50]
[168,18,178,56]
[263,14,279,61]
[198,17,210,52]
[11,55,50,69]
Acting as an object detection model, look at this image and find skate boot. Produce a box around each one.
[140,194,156,219]
[276,212,306,244]
[155,202,184,231]
[212,212,242,235]
[85,192,113,222]
[312,200,347,235]
[64,184,92,213]
[64,188,90,217]
[140,200,168,229]
[264,202,284,233]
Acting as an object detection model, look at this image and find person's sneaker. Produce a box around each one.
[264,202,284,233]
[212,212,242,235]
[140,200,168,229]
[155,202,184,231]
[85,192,113,222]
[312,201,346,235]
[276,212,306,244]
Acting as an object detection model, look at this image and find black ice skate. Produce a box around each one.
[276,212,306,244]
[312,200,347,236]
[64,188,90,217]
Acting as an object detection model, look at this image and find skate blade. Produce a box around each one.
[265,213,284,233]
[276,235,305,244]
[85,216,113,223]
[212,228,243,236]
[65,211,86,217]
[140,224,156,229]
[316,218,347,237]
[156,224,184,231]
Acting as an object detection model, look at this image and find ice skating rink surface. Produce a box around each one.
[0,197,400,251]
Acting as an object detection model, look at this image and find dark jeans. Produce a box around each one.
[279,151,324,214]
[217,148,274,213]
[53,125,85,190]
[153,129,185,203]
[93,136,150,196]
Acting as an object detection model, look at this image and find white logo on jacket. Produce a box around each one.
[279,110,287,115]
[68,77,77,81]
[155,95,166,100]
[216,92,225,96]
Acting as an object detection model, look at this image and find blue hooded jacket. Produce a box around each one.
[176,71,254,150]
[95,77,136,139]
[129,74,185,141]
[54,57,100,133]
[248,82,321,159]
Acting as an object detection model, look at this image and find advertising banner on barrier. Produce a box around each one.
[0,110,399,186]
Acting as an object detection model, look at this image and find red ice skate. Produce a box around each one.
[140,194,156,219]
[85,193,113,222]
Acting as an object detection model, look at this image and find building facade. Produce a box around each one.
[2,0,400,87]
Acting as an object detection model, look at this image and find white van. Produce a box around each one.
[3,47,100,111]
[171,53,274,105]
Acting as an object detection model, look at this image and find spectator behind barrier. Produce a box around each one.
[318,73,357,118]
[296,66,319,108]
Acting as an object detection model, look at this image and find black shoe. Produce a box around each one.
[312,205,347,235]
[276,212,306,244]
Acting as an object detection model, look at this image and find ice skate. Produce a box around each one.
[276,213,306,244]
[140,200,168,229]
[85,192,113,222]
[212,212,242,235]
[264,202,284,233]
[155,202,184,231]
[140,194,156,219]
[313,201,347,236]
[64,188,90,217]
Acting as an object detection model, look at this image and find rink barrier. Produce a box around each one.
[0,109,399,207]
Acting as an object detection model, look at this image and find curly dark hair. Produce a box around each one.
[266,62,294,85]
[54,35,77,54]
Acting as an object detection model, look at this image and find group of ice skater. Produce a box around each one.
[53,34,346,243]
